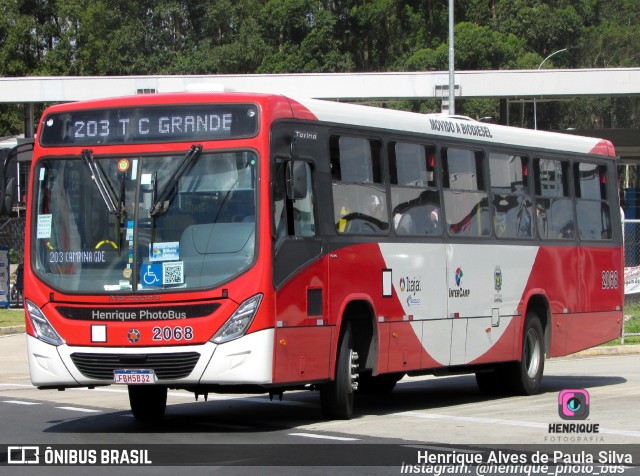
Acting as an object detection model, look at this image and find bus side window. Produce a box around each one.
[533,158,574,240]
[574,162,611,240]
[389,142,441,236]
[331,135,388,234]
[489,153,533,239]
[442,147,490,237]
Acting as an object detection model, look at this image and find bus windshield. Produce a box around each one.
[32,149,257,293]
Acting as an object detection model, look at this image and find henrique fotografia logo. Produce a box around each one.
[547,389,601,442]
[558,389,590,420]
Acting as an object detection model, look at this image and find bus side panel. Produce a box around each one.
[446,244,537,366]
[578,245,624,312]
[273,326,333,383]
[465,316,519,365]
[527,246,580,313]
[523,244,623,357]
[385,321,423,372]
[328,243,421,374]
[379,243,450,367]
[562,243,623,355]
[417,320,452,369]
[549,314,567,357]
[273,257,332,383]
[564,311,622,355]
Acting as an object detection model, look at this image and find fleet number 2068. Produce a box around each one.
[152,326,194,341]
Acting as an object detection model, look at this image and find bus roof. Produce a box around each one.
[40,92,616,158]
[291,97,616,158]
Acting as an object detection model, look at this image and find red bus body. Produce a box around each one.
[22,93,623,419]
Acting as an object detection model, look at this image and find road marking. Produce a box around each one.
[596,427,640,438]
[2,400,40,405]
[55,406,101,413]
[0,382,313,406]
[395,411,640,438]
[396,410,547,429]
[289,432,360,441]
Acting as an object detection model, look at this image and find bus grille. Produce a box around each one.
[70,352,200,380]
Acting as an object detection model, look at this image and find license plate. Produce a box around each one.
[113,369,156,384]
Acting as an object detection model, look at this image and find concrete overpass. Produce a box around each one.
[1,68,639,160]
[2,69,639,102]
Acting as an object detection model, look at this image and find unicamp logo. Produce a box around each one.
[449,267,470,298]
[455,267,463,287]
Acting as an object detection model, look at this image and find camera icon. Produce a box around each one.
[558,389,590,420]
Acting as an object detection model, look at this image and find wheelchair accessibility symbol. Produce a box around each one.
[141,263,162,287]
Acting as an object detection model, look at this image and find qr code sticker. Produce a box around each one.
[163,261,184,285]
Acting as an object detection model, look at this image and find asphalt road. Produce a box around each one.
[1,333,640,475]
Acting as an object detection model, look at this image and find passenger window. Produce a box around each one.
[442,148,489,237]
[489,153,533,238]
[574,162,611,240]
[533,158,574,240]
[331,136,388,234]
[389,142,441,236]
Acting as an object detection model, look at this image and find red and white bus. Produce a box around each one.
[20,92,623,420]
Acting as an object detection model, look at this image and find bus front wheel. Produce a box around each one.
[128,385,167,421]
[320,322,358,419]
[357,372,401,395]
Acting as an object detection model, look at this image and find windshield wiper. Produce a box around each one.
[81,149,118,215]
[150,144,202,217]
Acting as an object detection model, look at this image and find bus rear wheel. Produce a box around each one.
[128,385,167,422]
[475,367,507,395]
[508,312,545,395]
[320,322,358,419]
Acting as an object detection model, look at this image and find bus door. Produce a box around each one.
[271,126,330,384]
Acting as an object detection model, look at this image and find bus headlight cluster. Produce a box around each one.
[26,299,65,346]
[211,294,262,344]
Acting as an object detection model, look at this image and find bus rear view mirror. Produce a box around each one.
[0,176,15,215]
[0,141,33,216]
[286,161,308,200]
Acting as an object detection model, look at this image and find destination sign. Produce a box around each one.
[40,104,259,146]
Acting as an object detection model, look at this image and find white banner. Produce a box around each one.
[624,266,640,295]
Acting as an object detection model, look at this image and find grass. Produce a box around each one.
[0,307,25,328]
[613,303,640,345]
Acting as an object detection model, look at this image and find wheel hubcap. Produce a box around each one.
[350,350,359,391]
[524,329,540,379]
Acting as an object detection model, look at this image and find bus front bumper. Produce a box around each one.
[26,328,274,388]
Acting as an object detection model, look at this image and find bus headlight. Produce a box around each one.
[26,299,65,346]
[211,294,262,344]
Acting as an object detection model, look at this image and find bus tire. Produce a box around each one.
[128,385,167,421]
[357,372,401,395]
[320,322,357,419]
[475,368,507,395]
[508,312,545,395]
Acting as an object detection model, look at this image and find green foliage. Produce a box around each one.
[0,0,639,133]
[9,249,22,264]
